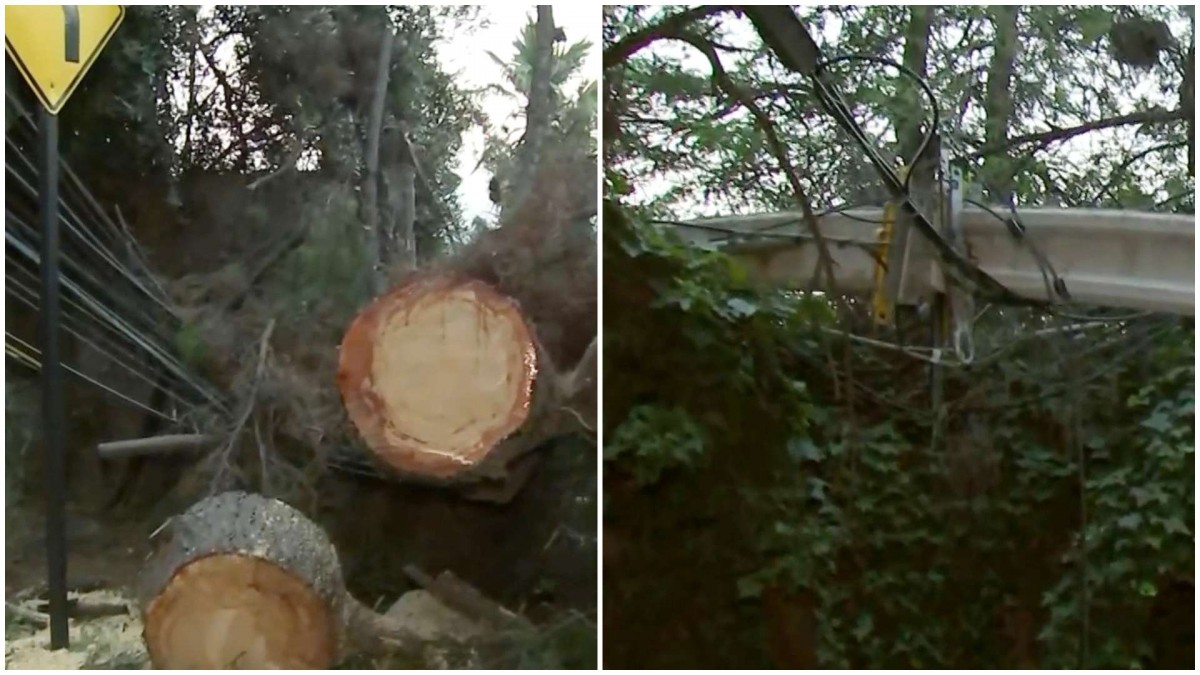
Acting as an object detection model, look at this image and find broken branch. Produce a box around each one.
[97,434,218,460]
[207,319,275,494]
[972,108,1186,158]
[603,5,730,69]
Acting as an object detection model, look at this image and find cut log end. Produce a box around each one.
[338,276,542,480]
[138,491,508,668]
[144,554,336,669]
[139,491,347,669]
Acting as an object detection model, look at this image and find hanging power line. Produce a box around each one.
[5,230,227,412]
[6,270,208,413]
[5,96,229,422]
[6,333,179,423]
[6,137,180,322]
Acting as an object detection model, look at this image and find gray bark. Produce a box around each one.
[382,125,417,273]
[139,491,348,667]
[392,161,417,270]
[893,6,934,164]
[504,6,557,221]
[1184,41,1194,176]
[882,7,936,308]
[362,27,395,296]
[982,6,1021,199]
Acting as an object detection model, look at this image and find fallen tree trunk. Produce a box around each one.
[138,491,443,668]
[337,275,584,488]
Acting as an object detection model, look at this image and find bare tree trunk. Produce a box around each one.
[893,6,934,164]
[183,14,198,167]
[362,27,395,297]
[1184,41,1194,177]
[387,157,416,271]
[878,7,936,326]
[982,6,1021,198]
[503,6,557,221]
[386,42,420,276]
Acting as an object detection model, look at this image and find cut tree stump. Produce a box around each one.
[138,491,437,668]
[337,275,564,486]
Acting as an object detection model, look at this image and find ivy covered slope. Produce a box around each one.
[602,5,1193,670]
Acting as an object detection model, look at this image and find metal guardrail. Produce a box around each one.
[670,207,1195,316]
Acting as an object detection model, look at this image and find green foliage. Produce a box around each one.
[1039,343,1194,667]
[606,5,1193,213]
[604,204,836,667]
[604,4,1193,669]
[477,12,597,197]
[30,5,188,177]
[269,183,374,333]
[609,199,1194,668]
[605,405,707,486]
[486,22,592,95]
[174,320,209,370]
[21,5,477,251]
[604,208,830,462]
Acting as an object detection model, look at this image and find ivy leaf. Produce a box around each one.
[1161,517,1191,537]
[725,296,759,319]
[1116,513,1143,531]
[787,437,823,462]
[1129,486,1157,507]
[618,234,647,257]
[736,575,764,599]
[808,478,828,502]
[1141,410,1172,434]
[853,613,874,642]
[725,258,751,286]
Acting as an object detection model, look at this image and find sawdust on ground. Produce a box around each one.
[4,589,148,670]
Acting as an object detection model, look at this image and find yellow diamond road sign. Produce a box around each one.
[5,5,125,115]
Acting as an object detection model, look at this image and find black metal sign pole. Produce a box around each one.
[38,6,82,651]
[38,105,69,650]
